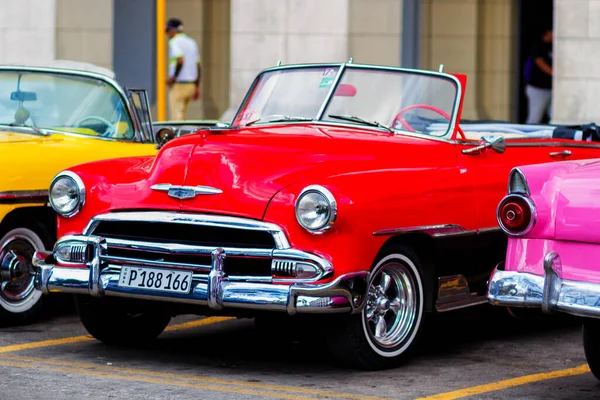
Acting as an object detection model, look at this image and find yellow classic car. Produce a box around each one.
[0,61,167,324]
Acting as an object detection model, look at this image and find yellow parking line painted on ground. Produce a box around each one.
[6,355,387,400]
[418,364,591,400]
[0,335,94,354]
[164,316,234,332]
[0,317,230,354]
[0,359,316,400]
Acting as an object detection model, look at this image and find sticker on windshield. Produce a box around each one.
[319,68,337,88]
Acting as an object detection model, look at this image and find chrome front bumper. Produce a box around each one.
[32,242,368,316]
[487,252,600,319]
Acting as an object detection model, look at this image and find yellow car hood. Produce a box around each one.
[1,131,157,193]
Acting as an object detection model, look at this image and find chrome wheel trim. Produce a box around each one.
[362,253,423,358]
[0,228,44,313]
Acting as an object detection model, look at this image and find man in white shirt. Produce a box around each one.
[165,18,201,121]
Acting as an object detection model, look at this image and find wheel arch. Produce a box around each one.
[376,233,437,312]
[0,206,56,244]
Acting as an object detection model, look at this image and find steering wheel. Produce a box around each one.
[391,104,452,132]
[75,116,115,137]
[390,104,466,140]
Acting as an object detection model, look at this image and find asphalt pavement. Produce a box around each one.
[0,298,598,399]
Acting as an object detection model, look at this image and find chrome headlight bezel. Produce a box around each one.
[48,171,86,218]
[295,185,337,234]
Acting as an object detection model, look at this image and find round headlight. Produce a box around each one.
[49,172,85,217]
[295,185,337,233]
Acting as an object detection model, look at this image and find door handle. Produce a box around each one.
[549,150,572,158]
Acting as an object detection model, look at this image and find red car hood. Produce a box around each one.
[554,160,600,243]
[143,124,434,219]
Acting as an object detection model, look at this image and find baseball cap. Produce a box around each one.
[165,18,183,32]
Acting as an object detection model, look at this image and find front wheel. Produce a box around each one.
[327,245,425,370]
[583,321,600,380]
[0,225,52,325]
[75,295,172,346]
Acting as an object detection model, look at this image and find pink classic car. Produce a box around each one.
[487,159,600,379]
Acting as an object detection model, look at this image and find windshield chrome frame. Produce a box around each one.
[231,62,462,141]
[0,66,153,143]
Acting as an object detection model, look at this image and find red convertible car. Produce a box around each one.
[31,62,600,369]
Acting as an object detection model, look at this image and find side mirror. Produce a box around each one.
[462,135,506,155]
[155,127,175,149]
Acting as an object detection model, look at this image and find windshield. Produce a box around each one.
[0,70,135,139]
[233,65,459,137]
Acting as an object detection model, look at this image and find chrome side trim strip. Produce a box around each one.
[373,224,465,237]
[477,227,502,234]
[83,211,291,250]
[373,225,501,238]
[506,141,600,149]
[0,190,47,205]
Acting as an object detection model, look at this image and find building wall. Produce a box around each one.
[0,0,56,64]
[5,0,595,125]
[201,0,231,120]
[55,0,113,70]
[225,0,350,120]
[348,0,402,67]
[553,0,600,124]
[420,0,515,121]
[225,0,404,121]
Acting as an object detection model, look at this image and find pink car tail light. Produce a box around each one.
[497,194,536,237]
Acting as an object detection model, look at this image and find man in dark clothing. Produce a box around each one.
[524,28,553,124]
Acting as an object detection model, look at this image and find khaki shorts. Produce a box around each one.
[168,82,196,121]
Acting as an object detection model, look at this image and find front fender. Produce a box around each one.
[263,182,387,278]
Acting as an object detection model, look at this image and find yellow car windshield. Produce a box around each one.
[0,70,134,139]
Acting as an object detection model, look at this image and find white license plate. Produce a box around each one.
[118,266,193,294]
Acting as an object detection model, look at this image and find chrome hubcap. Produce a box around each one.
[365,261,417,349]
[0,238,36,303]
[1,251,29,282]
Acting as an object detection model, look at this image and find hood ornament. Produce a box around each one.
[151,184,223,200]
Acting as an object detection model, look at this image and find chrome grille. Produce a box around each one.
[86,212,288,279]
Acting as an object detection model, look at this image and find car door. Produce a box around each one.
[547,139,600,163]
[456,136,573,229]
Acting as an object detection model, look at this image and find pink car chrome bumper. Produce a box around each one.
[488,252,600,319]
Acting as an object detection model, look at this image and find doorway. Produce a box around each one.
[516,0,553,123]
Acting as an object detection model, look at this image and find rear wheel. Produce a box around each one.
[0,224,52,325]
[75,295,172,346]
[583,320,600,380]
[327,245,425,370]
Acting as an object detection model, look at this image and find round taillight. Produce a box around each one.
[497,195,536,236]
